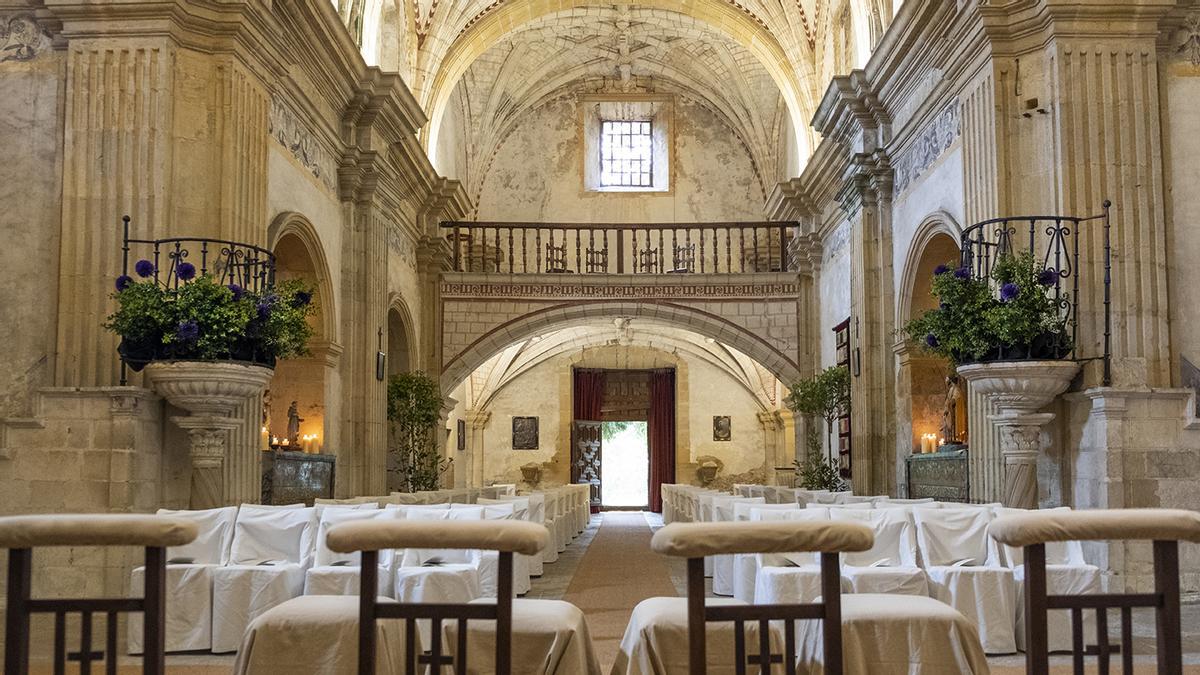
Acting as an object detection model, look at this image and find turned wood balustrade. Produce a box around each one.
[441,222,797,275]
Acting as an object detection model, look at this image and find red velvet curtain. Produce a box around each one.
[648,369,676,513]
[573,369,605,420]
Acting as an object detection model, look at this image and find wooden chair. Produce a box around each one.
[325,518,549,675]
[990,508,1200,675]
[0,514,197,675]
[648,519,873,675]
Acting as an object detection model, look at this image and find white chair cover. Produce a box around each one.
[612,597,780,675]
[211,506,316,652]
[444,598,603,675]
[127,506,237,654]
[829,508,928,596]
[992,507,1101,651]
[751,508,830,605]
[915,507,1017,654]
[304,508,397,597]
[710,496,764,595]
[793,594,989,674]
[233,595,414,675]
[731,503,799,601]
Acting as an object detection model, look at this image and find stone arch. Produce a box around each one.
[265,211,342,452]
[423,0,812,171]
[441,300,800,393]
[894,211,965,493]
[386,293,419,375]
[267,212,338,343]
[896,212,963,325]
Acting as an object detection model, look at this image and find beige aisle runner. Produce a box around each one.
[561,511,679,672]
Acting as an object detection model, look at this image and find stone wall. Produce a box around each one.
[448,343,788,491]
[474,96,767,223]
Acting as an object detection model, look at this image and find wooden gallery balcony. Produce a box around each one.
[440,222,798,275]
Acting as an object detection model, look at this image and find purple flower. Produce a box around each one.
[1000,282,1020,302]
[291,290,312,308]
[1038,268,1058,286]
[925,334,939,348]
[134,259,155,278]
[115,275,134,292]
[176,262,196,281]
[933,264,950,276]
[939,302,950,311]
[256,301,272,320]
[953,267,971,280]
[227,284,245,301]
[175,320,199,343]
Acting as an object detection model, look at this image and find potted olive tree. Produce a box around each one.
[786,365,849,491]
[387,372,452,492]
[905,252,1078,508]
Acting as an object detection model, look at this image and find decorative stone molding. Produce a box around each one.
[440,277,801,301]
[268,95,337,193]
[143,362,274,509]
[956,360,1080,509]
[0,15,49,63]
[894,102,961,193]
[1177,12,1200,66]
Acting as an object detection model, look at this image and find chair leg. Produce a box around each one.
[1024,544,1049,675]
[496,552,513,675]
[1153,541,1182,675]
[687,558,706,675]
[4,548,31,675]
[359,551,379,675]
[820,552,842,675]
[142,547,166,675]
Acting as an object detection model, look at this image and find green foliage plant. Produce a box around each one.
[387,372,452,492]
[786,365,850,491]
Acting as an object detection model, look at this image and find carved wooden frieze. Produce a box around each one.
[440,280,800,300]
[894,102,961,194]
[268,95,337,192]
[1,14,49,63]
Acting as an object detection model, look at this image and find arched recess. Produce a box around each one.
[265,212,343,453]
[386,294,419,376]
[894,213,965,492]
[441,300,801,393]
[423,0,813,171]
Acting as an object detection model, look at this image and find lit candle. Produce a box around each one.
[260,426,270,451]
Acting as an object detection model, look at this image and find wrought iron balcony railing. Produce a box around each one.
[440,221,796,275]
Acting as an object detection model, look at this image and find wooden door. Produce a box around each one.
[572,420,602,508]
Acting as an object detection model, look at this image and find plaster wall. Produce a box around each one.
[819,222,852,368]
[890,146,965,294]
[475,96,767,222]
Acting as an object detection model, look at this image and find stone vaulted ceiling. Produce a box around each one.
[444,5,793,204]
[361,0,849,175]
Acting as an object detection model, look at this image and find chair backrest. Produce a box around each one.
[229,506,317,566]
[913,507,994,567]
[314,501,379,517]
[712,496,764,522]
[0,514,198,675]
[989,508,1200,675]
[155,506,237,565]
[650,520,872,675]
[478,497,529,522]
[733,502,795,522]
[326,519,549,675]
[829,508,917,567]
[314,508,396,567]
[991,507,1080,567]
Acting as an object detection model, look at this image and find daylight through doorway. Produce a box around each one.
[600,421,649,508]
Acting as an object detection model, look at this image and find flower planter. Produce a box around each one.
[143,361,274,509]
[956,360,1079,508]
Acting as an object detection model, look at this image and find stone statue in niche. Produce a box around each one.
[287,401,302,446]
[939,374,967,445]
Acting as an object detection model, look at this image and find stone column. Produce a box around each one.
[466,409,491,487]
[840,154,897,496]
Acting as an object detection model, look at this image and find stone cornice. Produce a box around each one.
[977,0,1178,49]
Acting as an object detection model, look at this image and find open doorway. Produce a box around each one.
[601,421,648,508]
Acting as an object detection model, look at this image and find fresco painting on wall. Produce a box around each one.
[512,416,539,449]
[713,415,731,441]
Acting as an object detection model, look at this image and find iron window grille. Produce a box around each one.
[600,120,653,188]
